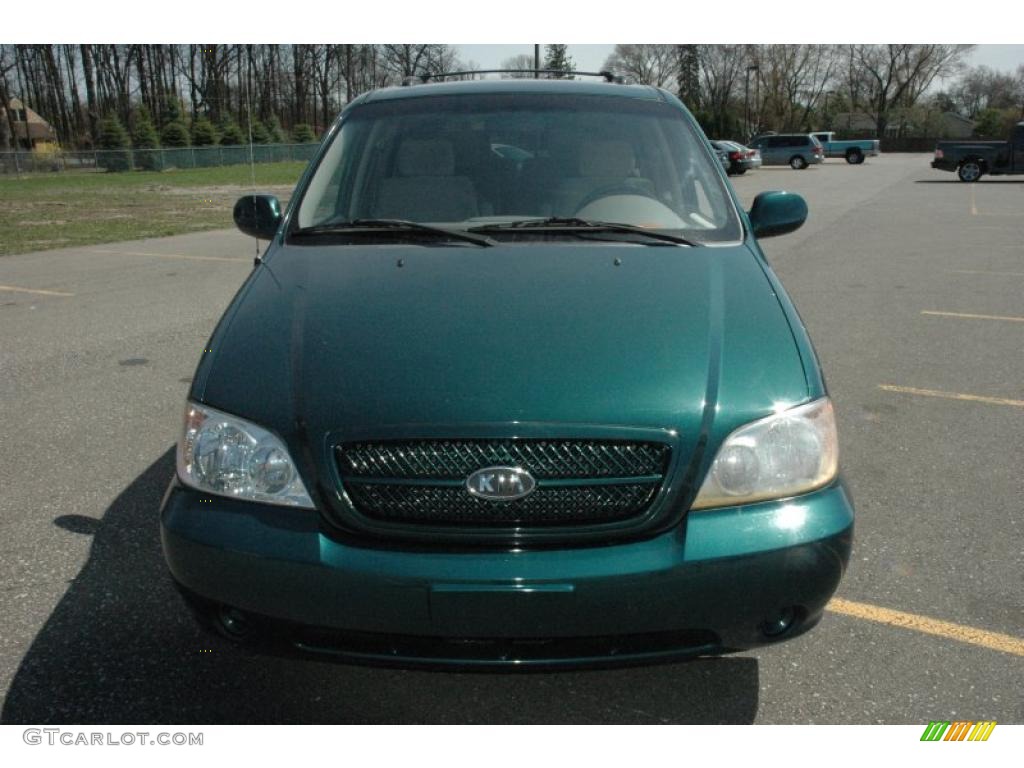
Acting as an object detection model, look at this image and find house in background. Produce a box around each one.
[2,98,58,150]
[832,110,975,139]
[932,112,976,138]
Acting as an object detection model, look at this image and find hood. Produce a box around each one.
[197,242,809,473]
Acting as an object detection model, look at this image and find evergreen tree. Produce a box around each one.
[191,116,219,146]
[219,120,246,145]
[158,95,189,149]
[291,123,316,143]
[265,116,285,143]
[543,45,575,78]
[130,106,161,170]
[99,113,128,149]
[162,94,185,125]
[98,113,130,171]
[249,121,271,144]
[675,45,700,109]
[131,107,159,148]
[973,108,1005,137]
[160,120,190,147]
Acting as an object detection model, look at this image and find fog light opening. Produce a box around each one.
[761,607,798,638]
[217,606,251,639]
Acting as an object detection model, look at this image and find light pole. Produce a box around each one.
[534,45,540,78]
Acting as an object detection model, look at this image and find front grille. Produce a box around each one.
[339,439,667,480]
[346,482,658,526]
[335,439,671,530]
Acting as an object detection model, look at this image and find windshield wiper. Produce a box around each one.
[293,218,496,247]
[468,217,696,246]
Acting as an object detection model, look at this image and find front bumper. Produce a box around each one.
[161,481,853,668]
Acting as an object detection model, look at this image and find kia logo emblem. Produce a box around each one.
[465,466,536,501]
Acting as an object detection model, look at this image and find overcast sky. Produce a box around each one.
[457,44,1024,76]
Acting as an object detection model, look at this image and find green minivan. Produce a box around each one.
[161,75,854,668]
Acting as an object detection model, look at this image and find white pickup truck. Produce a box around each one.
[810,132,880,164]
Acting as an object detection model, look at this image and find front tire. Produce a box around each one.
[958,160,983,182]
[790,155,808,170]
[846,148,863,164]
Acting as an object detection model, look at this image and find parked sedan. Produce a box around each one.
[712,140,762,175]
[712,144,731,172]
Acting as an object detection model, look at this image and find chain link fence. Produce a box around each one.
[0,143,320,174]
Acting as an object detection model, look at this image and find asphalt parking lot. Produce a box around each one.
[0,154,1020,723]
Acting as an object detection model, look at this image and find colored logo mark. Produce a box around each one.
[920,721,996,742]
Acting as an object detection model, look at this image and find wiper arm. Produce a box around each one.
[469,217,696,246]
[293,218,495,247]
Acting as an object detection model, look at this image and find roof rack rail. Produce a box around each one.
[400,69,623,86]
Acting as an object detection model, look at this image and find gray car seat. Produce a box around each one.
[375,139,479,221]
[550,140,655,216]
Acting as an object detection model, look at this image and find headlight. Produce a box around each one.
[691,397,838,510]
[176,401,315,508]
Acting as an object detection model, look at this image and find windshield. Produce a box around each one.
[295,92,742,244]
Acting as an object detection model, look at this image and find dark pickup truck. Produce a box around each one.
[931,122,1024,182]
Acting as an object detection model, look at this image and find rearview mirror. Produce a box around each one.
[233,194,282,240]
[748,191,807,239]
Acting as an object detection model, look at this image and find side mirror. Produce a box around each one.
[233,194,282,240]
[748,191,807,239]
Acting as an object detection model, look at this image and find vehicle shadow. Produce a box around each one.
[2,449,760,724]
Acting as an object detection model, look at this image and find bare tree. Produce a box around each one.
[602,44,677,88]
[309,45,339,130]
[0,46,18,150]
[951,65,1022,117]
[697,44,749,137]
[379,44,457,80]
[753,45,840,131]
[843,44,974,135]
[500,54,536,78]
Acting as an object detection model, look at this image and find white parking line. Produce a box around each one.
[0,283,74,297]
[91,249,249,264]
[879,384,1024,408]
[922,310,1024,324]
[948,269,1024,278]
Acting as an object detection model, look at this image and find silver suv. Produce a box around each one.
[750,133,824,169]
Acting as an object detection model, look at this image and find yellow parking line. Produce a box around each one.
[879,384,1024,408]
[827,598,1024,657]
[0,283,74,297]
[922,310,1024,324]
[91,249,248,264]
[949,269,1024,277]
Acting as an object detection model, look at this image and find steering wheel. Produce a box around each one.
[573,183,663,214]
